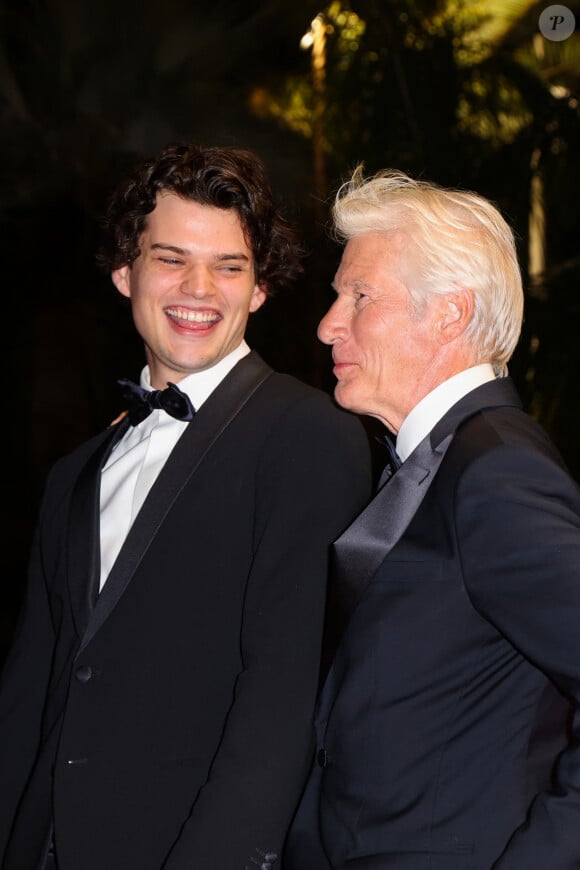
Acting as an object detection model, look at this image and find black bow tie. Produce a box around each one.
[377,433,402,487]
[117,378,196,426]
[383,434,402,468]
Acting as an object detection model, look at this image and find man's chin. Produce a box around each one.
[333,382,357,412]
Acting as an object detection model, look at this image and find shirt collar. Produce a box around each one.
[396,363,496,462]
[140,341,251,412]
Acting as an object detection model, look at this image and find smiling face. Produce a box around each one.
[112,192,266,388]
[318,232,468,434]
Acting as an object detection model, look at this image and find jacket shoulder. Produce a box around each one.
[257,371,369,437]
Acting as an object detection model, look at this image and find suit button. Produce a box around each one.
[75,665,93,683]
[317,748,328,768]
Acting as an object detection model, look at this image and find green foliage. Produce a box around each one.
[251,0,580,477]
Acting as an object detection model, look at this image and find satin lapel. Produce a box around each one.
[67,418,130,638]
[319,431,453,684]
[333,432,452,600]
[319,376,523,687]
[77,352,273,655]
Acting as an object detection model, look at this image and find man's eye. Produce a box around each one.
[158,257,183,265]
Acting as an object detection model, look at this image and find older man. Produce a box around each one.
[285,167,580,869]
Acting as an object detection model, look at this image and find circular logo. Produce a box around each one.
[538,4,576,41]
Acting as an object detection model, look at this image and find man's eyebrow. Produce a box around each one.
[215,252,250,263]
[150,243,250,262]
[151,243,190,255]
[331,278,371,293]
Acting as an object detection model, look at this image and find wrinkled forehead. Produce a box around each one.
[335,229,412,280]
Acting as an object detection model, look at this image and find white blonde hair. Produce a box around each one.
[331,166,524,376]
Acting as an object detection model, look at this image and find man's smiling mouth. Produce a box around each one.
[166,307,221,324]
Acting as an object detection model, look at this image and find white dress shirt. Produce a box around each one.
[396,364,496,462]
[98,341,251,591]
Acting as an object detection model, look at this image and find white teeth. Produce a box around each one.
[167,308,219,323]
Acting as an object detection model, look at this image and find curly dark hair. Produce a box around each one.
[96,142,304,296]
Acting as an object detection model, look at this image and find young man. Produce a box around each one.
[0,144,372,870]
[286,167,580,869]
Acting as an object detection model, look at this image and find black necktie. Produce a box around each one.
[117,378,196,426]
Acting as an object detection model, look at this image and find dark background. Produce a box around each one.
[2,0,579,662]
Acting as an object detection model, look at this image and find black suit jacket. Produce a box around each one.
[286,377,580,870]
[0,352,373,870]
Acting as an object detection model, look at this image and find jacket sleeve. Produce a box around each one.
[162,394,373,869]
[0,515,55,862]
[458,443,580,869]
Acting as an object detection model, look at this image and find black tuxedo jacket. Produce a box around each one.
[286,377,580,870]
[0,352,373,870]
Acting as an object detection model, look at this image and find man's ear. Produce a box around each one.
[249,283,267,313]
[438,287,474,344]
[111,265,131,299]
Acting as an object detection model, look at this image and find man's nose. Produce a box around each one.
[318,299,347,345]
[179,267,214,297]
